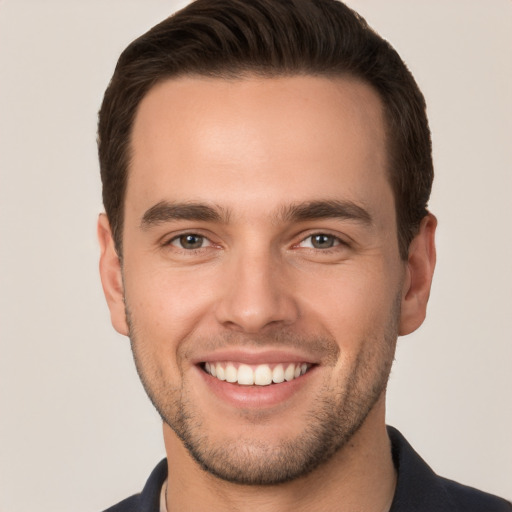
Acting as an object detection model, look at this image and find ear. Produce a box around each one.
[399,213,437,336]
[97,214,129,336]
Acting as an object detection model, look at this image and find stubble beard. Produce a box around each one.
[126,299,399,486]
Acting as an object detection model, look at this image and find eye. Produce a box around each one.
[299,233,341,249]
[169,233,211,250]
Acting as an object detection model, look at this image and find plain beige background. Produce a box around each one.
[0,1,510,510]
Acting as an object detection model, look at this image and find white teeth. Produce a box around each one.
[205,362,310,386]
[225,363,237,383]
[216,363,226,381]
[254,364,273,386]
[272,364,285,384]
[284,363,295,382]
[237,364,254,385]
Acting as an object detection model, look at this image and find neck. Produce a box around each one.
[162,397,396,512]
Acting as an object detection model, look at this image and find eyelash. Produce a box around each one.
[296,233,346,251]
[164,232,348,253]
[165,233,213,252]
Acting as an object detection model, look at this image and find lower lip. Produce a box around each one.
[197,366,316,409]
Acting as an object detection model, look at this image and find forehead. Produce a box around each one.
[127,74,391,224]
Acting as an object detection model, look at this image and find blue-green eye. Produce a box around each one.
[171,234,209,250]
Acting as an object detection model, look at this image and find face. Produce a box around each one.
[99,75,434,485]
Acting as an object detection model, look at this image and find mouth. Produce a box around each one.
[195,350,320,409]
[201,361,313,386]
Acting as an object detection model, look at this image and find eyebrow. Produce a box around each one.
[278,199,373,225]
[140,198,372,229]
[140,201,229,229]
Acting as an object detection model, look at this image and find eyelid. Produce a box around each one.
[168,233,212,248]
[300,236,338,250]
[161,229,218,249]
[294,231,349,249]
[159,229,349,251]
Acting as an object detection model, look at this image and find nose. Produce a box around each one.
[214,248,300,333]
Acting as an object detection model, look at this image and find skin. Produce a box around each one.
[98,75,436,511]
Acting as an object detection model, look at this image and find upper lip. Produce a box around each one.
[191,348,319,365]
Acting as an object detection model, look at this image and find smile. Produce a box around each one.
[203,362,312,386]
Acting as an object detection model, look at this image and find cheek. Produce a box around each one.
[296,262,402,342]
[123,262,218,342]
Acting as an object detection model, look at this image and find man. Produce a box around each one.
[96,0,511,510]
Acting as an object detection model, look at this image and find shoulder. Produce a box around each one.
[438,476,512,512]
[101,459,168,512]
[387,426,511,512]
[102,494,140,512]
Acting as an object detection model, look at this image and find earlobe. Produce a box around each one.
[399,213,437,336]
[97,214,129,336]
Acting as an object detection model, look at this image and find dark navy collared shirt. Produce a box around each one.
[103,427,511,512]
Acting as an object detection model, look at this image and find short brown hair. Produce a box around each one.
[98,0,433,259]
